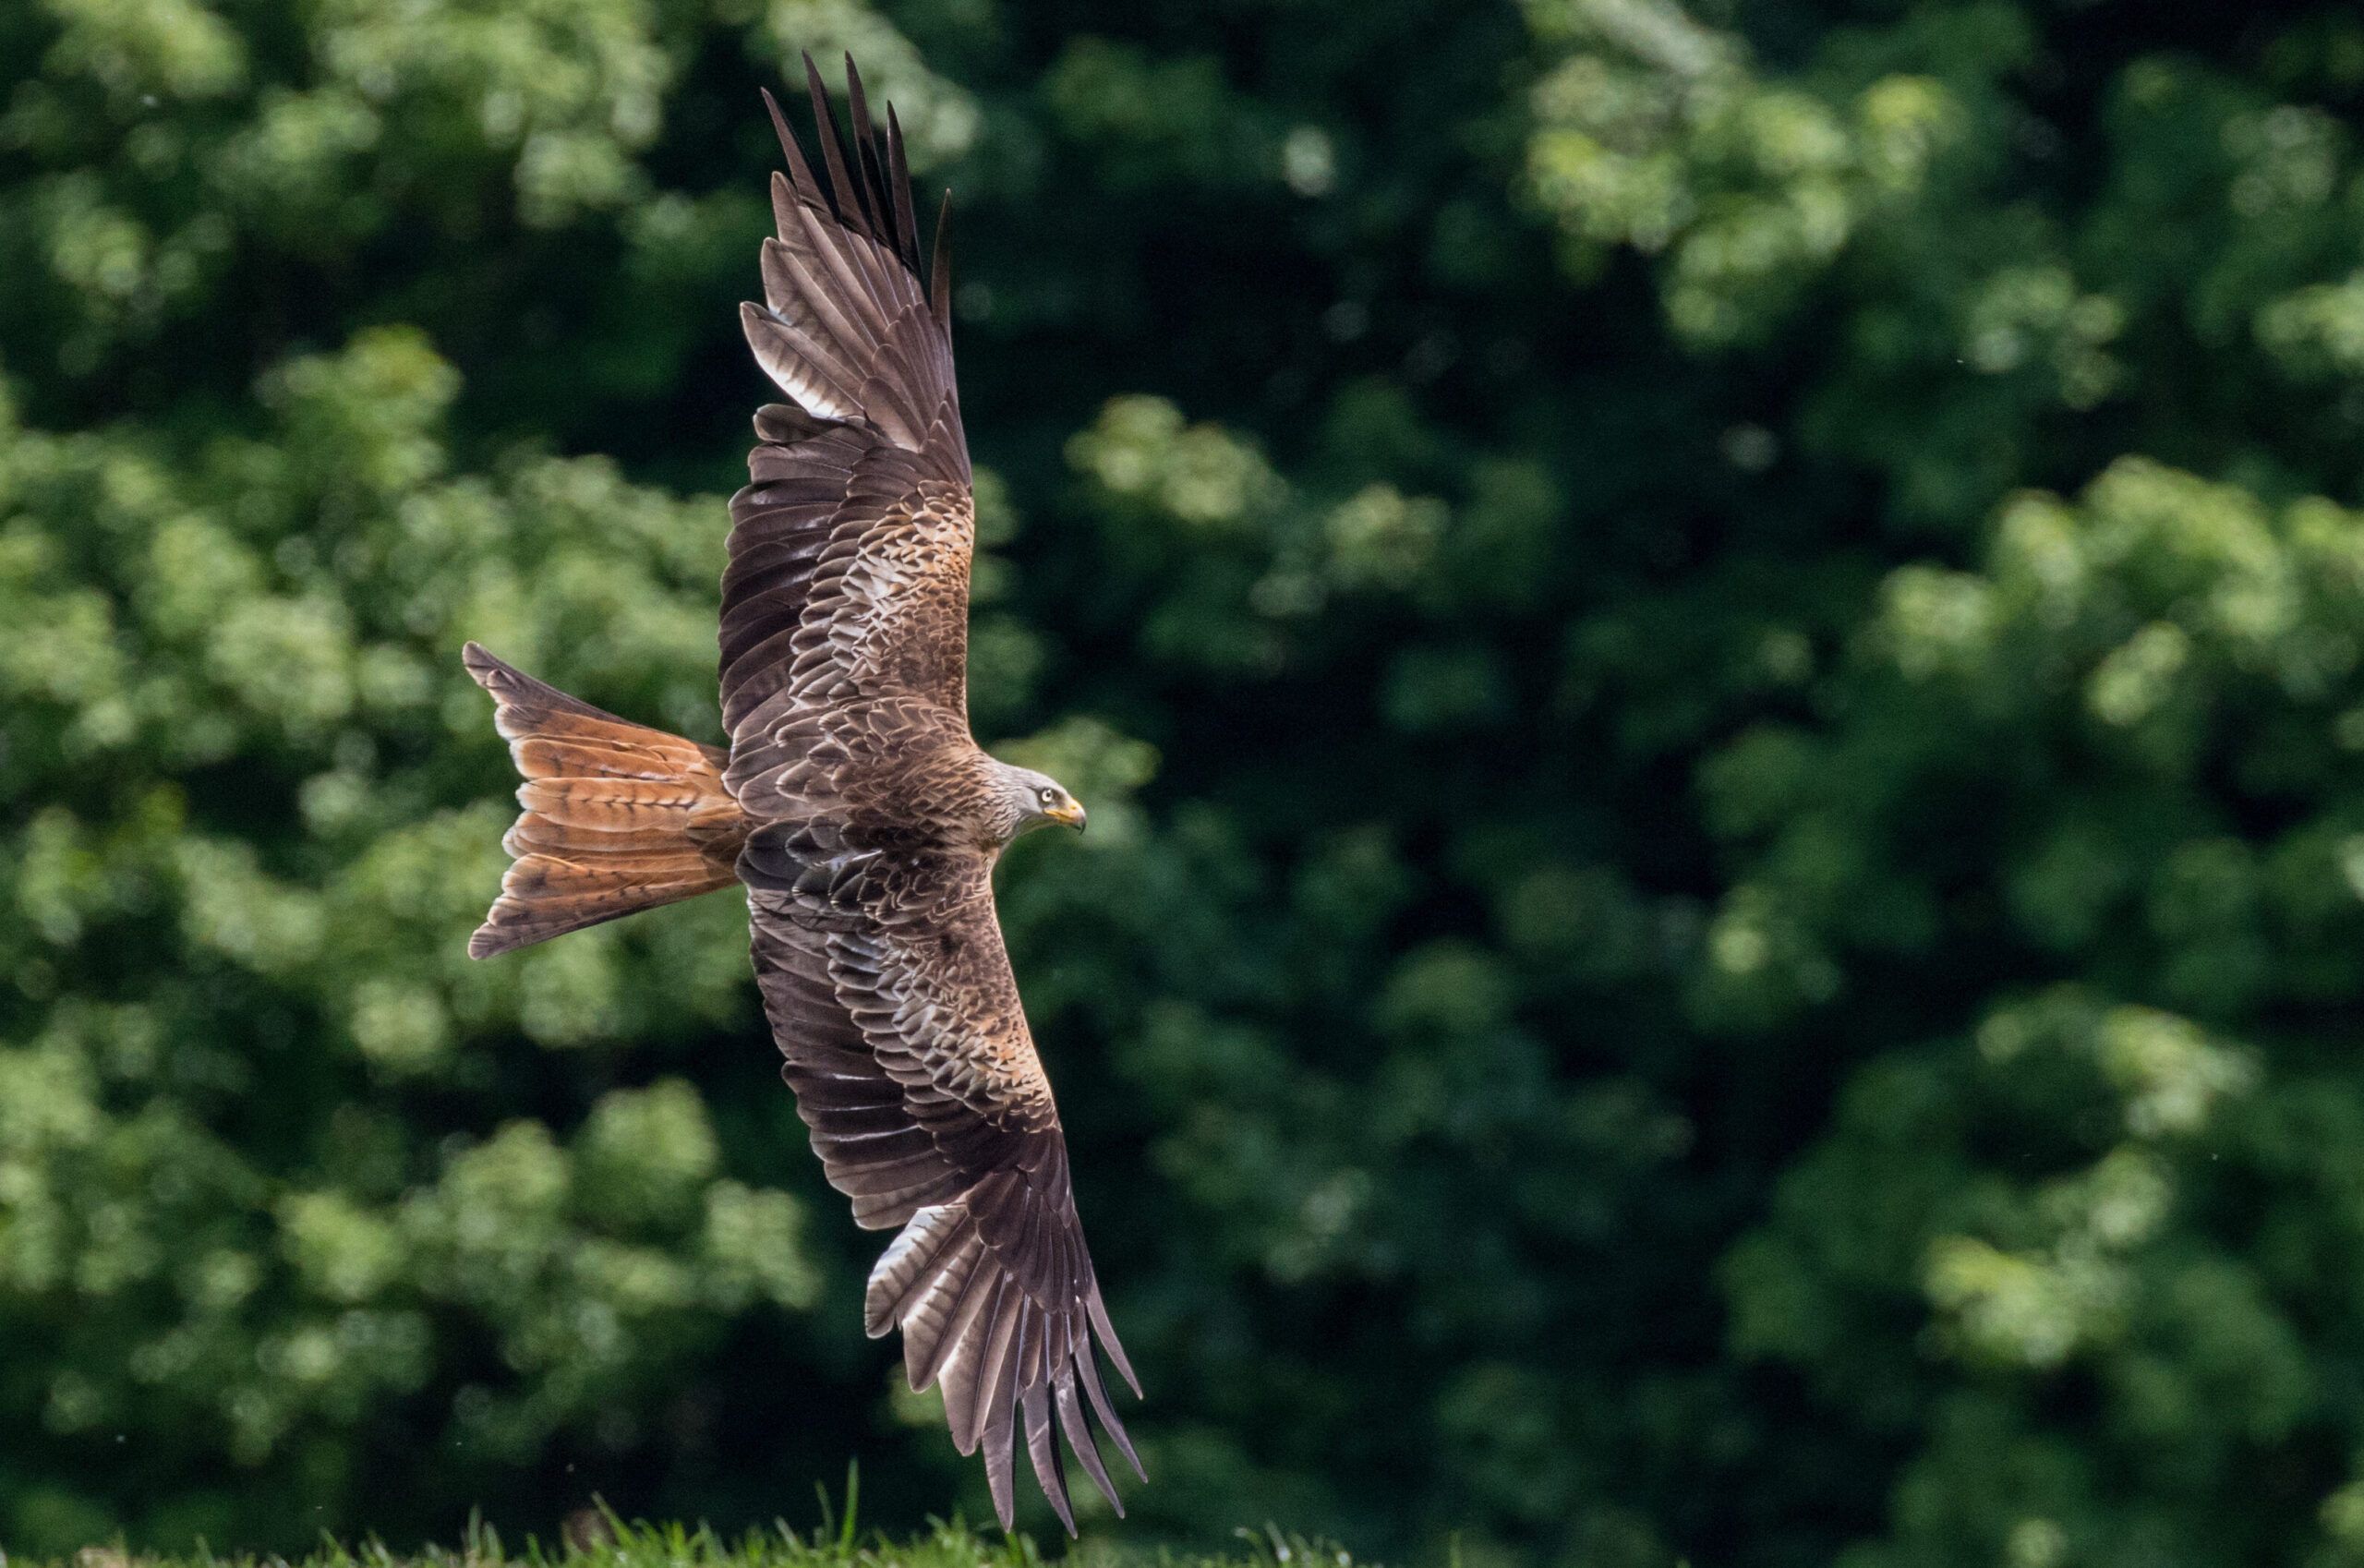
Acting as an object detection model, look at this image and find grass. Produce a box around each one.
[28,1518,1358,1568]
[15,1477,1368,1568]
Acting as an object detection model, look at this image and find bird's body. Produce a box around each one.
[460,56,1138,1535]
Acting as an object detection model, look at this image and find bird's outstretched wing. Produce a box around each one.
[727,59,1143,1532]
[746,850,1142,1534]
[721,54,972,821]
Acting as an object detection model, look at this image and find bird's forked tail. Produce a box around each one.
[462,643,749,959]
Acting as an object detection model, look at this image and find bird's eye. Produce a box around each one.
[1038,787,1057,805]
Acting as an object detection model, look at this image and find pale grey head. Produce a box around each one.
[983,759,1087,844]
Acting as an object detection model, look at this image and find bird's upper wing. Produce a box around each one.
[745,830,1142,1534]
[721,56,974,820]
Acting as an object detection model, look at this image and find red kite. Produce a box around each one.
[462,55,1140,1535]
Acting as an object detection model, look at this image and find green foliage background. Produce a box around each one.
[10,0,2364,1562]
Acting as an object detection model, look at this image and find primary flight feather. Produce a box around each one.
[458,55,1142,1534]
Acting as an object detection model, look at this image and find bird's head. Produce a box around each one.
[993,762,1087,838]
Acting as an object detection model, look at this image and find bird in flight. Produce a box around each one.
[458,54,1141,1535]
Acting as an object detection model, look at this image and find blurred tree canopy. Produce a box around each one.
[10,0,2364,1563]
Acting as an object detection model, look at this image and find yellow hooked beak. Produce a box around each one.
[1044,798,1088,831]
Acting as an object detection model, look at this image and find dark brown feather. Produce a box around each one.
[802,52,868,239]
[842,55,896,251]
[886,106,920,272]
[930,191,953,330]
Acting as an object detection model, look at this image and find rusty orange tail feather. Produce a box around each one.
[462,643,749,959]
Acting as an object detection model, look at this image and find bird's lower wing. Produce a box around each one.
[745,849,1140,1532]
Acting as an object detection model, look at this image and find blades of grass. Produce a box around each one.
[594,1498,633,1560]
[813,1478,837,1549]
[463,1509,499,1568]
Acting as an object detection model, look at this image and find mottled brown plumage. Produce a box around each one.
[461,55,1140,1535]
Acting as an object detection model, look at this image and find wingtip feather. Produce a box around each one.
[762,89,824,211]
[802,51,867,237]
[461,640,509,691]
[886,103,920,271]
[841,54,895,237]
[1087,1285,1142,1398]
[759,85,794,163]
[1023,1384,1076,1537]
[929,189,953,327]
